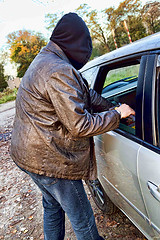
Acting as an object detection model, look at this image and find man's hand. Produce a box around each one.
[116,104,135,119]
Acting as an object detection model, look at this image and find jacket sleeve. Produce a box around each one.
[89,88,114,113]
[46,65,120,138]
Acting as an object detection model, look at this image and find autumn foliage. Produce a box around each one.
[45,0,160,57]
[7,30,47,78]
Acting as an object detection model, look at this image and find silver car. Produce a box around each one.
[80,32,160,240]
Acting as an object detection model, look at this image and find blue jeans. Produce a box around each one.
[21,168,104,240]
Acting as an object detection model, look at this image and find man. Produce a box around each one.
[11,13,135,240]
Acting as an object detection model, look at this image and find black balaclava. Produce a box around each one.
[50,12,92,70]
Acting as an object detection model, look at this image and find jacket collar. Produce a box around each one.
[45,40,70,64]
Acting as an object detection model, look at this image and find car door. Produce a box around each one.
[137,55,160,239]
[94,56,155,239]
[138,147,160,238]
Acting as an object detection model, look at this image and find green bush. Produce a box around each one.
[0,88,18,104]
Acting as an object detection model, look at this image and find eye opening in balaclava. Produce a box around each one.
[50,12,92,70]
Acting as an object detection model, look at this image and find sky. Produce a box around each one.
[0,0,149,75]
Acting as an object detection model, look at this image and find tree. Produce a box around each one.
[91,43,107,59]
[104,0,141,29]
[127,15,147,41]
[45,12,64,30]
[141,1,160,34]
[0,49,8,65]
[45,5,110,54]
[7,30,47,78]
[76,4,110,52]
[87,10,110,52]
[104,0,147,48]
[44,0,154,58]
[0,63,8,92]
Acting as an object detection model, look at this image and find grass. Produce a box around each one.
[0,88,18,104]
[104,64,140,87]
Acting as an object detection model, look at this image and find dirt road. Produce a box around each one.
[0,101,146,239]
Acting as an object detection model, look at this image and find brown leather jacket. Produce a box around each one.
[11,41,120,180]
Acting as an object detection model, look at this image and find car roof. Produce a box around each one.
[81,32,160,71]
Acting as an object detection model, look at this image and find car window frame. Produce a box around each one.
[141,54,158,146]
[155,56,160,148]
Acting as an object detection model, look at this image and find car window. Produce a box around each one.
[102,64,139,94]
[81,66,99,87]
[102,63,140,135]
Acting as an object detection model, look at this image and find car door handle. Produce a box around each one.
[147,181,160,202]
